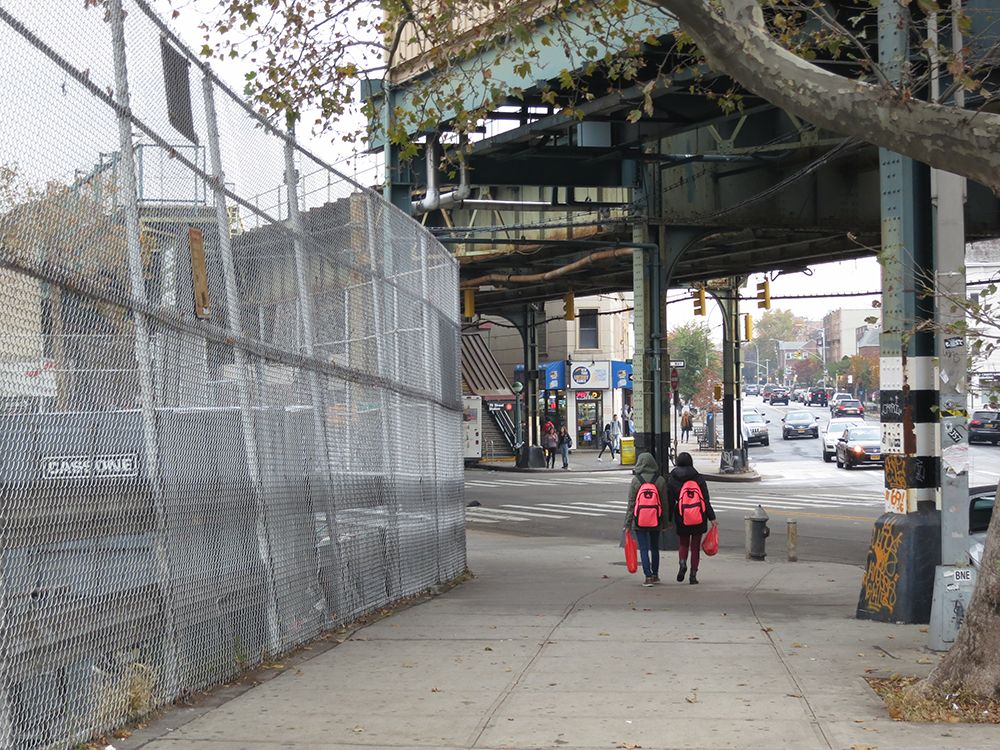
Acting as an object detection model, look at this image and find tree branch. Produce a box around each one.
[655,0,1000,193]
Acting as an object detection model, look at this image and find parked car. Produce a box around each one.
[807,387,828,406]
[969,486,994,567]
[832,398,865,417]
[741,411,770,446]
[781,410,821,440]
[821,417,865,462]
[744,384,760,396]
[835,424,883,469]
[769,388,790,405]
[968,410,1000,445]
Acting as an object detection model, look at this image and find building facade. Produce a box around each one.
[823,308,882,362]
[480,293,634,449]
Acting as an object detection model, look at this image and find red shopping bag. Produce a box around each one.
[702,525,719,556]
[624,530,638,573]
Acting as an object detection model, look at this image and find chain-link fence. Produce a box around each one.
[0,2,465,746]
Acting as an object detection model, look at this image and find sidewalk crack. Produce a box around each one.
[466,576,618,748]
[746,567,834,750]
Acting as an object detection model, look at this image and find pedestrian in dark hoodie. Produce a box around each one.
[667,451,717,585]
[623,452,668,586]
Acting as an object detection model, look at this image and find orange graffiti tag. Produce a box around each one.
[862,518,903,616]
[884,454,907,489]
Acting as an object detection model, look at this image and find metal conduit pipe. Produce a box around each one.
[411,136,470,214]
[461,247,633,288]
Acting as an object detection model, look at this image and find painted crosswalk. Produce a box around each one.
[465,489,883,526]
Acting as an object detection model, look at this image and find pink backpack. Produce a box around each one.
[634,479,662,528]
[678,480,705,526]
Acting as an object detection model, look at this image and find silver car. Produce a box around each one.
[821,417,865,462]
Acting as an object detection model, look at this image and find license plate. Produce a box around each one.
[870,454,881,460]
[987,423,995,429]
[797,428,805,433]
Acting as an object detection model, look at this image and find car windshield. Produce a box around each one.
[744,414,764,424]
[848,427,880,440]
[787,412,812,421]
[827,419,861,431]
[840,400,862,407]
[972,411,998,421]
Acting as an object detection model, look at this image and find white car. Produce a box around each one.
[742,412,770,446]
[821,417,866,462]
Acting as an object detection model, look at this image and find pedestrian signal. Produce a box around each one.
[756,279,771,310]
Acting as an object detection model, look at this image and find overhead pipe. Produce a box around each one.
[411,135,470,214]
[460,246,635,288]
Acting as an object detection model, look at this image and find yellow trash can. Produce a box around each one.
[619,437,636,466]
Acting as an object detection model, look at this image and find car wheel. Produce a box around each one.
[762,438,769,446]
[836,454,843,468]
[823,451,832,463]
[845,459,854,470]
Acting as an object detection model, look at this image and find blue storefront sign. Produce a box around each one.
[612,361,633,389]
[514,361,567,390]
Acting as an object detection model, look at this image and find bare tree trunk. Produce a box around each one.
[925,479,1000,697]
[656,0,1000,193]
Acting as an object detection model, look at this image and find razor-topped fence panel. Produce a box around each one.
[0,2,464,746]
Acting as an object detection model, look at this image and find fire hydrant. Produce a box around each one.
[745,505,770,561]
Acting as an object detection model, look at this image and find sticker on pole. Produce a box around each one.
[944,336,964,350]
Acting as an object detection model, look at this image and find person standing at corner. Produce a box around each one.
[597,423,616,462]
[557,426,573,470]
[624,452,669,586]
[667,452,717,585]
[541,423,559,469]
[680,409,693,443]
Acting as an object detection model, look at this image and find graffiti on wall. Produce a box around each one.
[861,518,903,616]
[884,453,907,489]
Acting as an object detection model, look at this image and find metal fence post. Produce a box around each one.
[201,71,282,654]
[108,0,178,694]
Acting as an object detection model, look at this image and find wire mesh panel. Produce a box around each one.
[0,2,464,747]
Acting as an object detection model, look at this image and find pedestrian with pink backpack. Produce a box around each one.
[623,452,668,587]
[667,452,718,585]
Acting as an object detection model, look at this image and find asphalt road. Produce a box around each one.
[464,396,1000,567]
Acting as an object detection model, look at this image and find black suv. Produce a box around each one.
[969,410,1000,445]
[769,388,789,405]
[807,387,828,406]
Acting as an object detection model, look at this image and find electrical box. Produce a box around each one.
[928,565,977,651]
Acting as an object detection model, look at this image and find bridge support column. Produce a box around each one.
[719,278,745,472]
[631,223,663,460]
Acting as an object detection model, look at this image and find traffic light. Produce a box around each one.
[744,314,753,342]
[756,278,771,310]
[713,383,722,401]
[563,291,575,321]
[693,287,706,316]
[463,288,475,318]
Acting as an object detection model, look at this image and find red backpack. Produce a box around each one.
[678,480,705,526]
[634,478,662,528]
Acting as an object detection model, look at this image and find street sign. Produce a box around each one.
[669,360,685,368]
[670,368,679,390]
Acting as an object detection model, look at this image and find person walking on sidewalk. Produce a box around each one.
[624,452,669,586]
[680,410,693,443]
[542,423,559,469]
[611,414,622,451]
[667,452,717,585]
[597,423,616,462]
[558,426,573,469]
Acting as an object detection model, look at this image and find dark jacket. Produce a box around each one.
[624,452,668,530]
[667,464,716,535]
[558,432,573,448]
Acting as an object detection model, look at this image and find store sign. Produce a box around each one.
[575,391,601,400]
[570,361,610,389]
[42,453,139,480]
[611,361,633,389]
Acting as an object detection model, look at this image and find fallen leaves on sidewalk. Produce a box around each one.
[615,743,642,749]
[867,675,1000,724]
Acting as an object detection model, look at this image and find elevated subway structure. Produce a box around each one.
[371,1,1000,630]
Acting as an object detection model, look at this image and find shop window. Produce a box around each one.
[578,309,598,350]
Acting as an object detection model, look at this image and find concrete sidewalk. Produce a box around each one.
[118,532,994,750]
